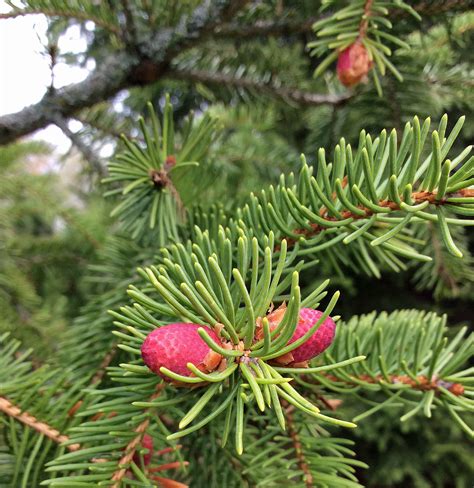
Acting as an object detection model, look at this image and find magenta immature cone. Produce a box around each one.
[260,306,336,364]
[285,308,336,363]
[141,323,222,379]
[336,42,373,87]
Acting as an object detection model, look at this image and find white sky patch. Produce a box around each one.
[0,8,93,153]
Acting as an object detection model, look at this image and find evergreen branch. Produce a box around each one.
[0,333,97,484]
[167,67,352,106]
[358,0,373,38]
[283,187,474,249]
[302,310,473,427]
[224,115,474,272]
[0,397,81,452]
[285,405,314,488]
[310,0,420,85]
[308,372,466,396]
[44,363,187,486]
[104,99,218,243]
[236,414,366,486]
[0,0,248,145]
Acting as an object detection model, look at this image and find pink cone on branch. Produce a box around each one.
[336,42,373,87]
[141,323,223,380]
[258,306,336,365]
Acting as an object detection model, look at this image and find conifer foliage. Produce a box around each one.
[0,1,473,487]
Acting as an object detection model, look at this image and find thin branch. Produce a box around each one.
[358,0,373,39]
[214,16,318,38]
[0,0,249,145]
[54,117,106,176]
[0,396,81,451]
[110,384,165,487]
[72,113,134,141]
[167,67,352,106]
[285,405,313,488]
[308,372,466,396]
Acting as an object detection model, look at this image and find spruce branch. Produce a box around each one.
[167,67,352,106]
[103,98,218,243]
[236,413,366,486]
[310,0,420,84]
[307,372,466,396]
[229,115,474,272]
[44,371,187,486]
[283,187,474,249]
[296,310,473,430]
[0,397,81,452]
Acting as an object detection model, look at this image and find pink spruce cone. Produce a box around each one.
[336,42,373,87]
[133,434,154,466]
[259,306,336,365]
[286,308,336,362]
[141,323,223,379]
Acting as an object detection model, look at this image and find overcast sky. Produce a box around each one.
[0,5,92,152]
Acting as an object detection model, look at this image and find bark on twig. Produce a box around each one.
[0,396,80,452]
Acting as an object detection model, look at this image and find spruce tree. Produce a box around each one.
[0,1,473,487]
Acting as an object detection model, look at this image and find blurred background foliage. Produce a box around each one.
[0,0,473,485]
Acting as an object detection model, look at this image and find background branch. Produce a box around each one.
[0,0,248,145]
[54,117,106,176]
[214,16,318,38]
[167,67,352,106]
